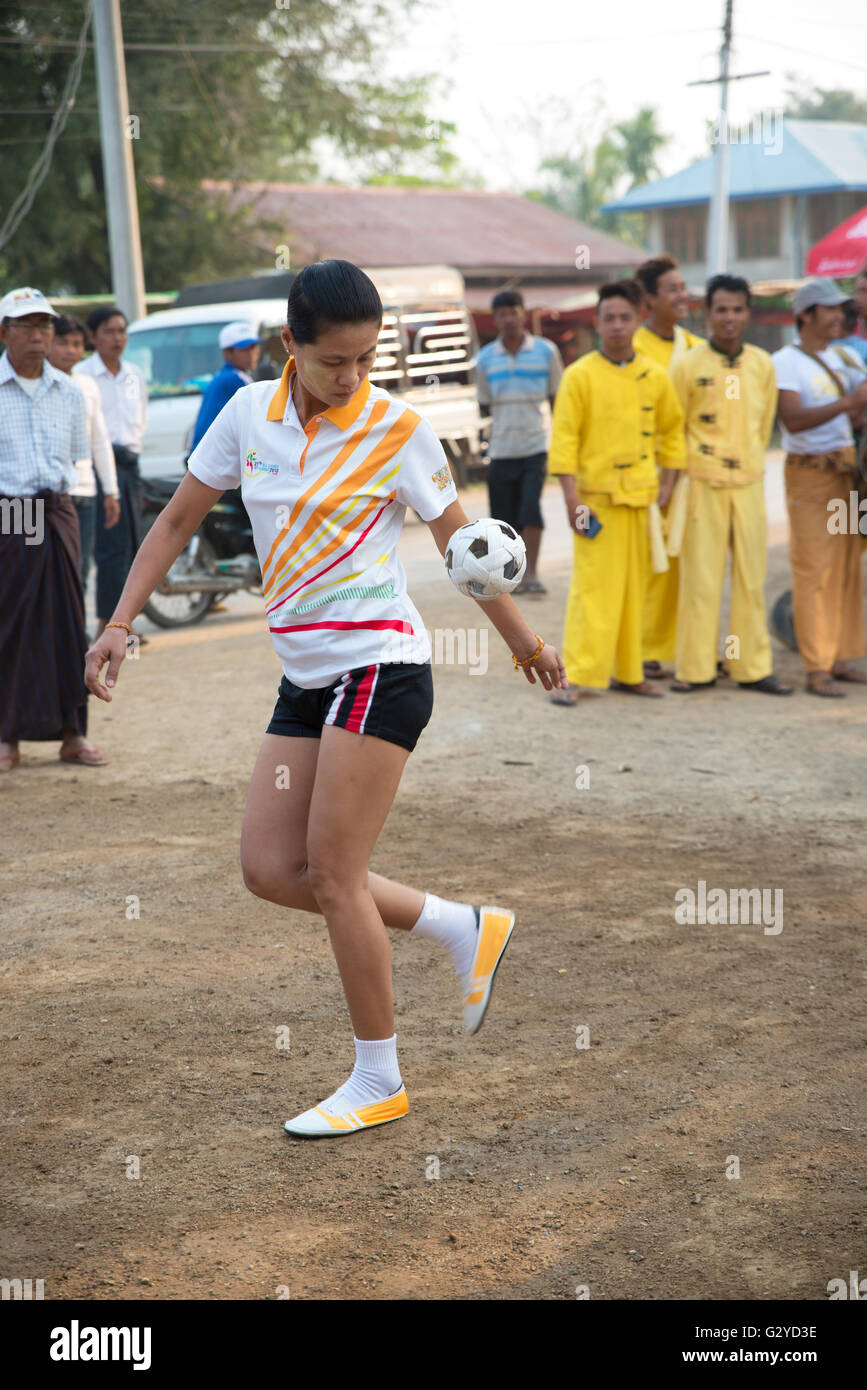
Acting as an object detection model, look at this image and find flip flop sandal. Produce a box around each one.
[670,678,717,692]
[549,689,579,706]
[737,675,794,694]
[524,580,548,595]
[0,751,21,773]
[806,677,844,699]
[830,667,867,684]
[609,679,663,697]
[60,745,110,766]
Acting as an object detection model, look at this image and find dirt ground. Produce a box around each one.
[1,481,865,1301]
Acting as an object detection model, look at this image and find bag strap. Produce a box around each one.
[794,344,846,397]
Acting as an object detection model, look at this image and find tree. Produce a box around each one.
[0,0,457,295]
[614,108,669,190]
[526,105,667,243]
[783,81,867,123]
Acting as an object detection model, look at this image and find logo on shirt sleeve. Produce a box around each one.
[244,448,279,478]
[431,465,453,491]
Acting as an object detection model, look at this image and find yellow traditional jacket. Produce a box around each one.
[549,350,685,506]
[670,341,777,487]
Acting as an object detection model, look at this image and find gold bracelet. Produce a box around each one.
[105,621,131,636]
[512,634,545,670]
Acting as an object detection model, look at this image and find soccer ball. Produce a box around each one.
[444,518,527,599]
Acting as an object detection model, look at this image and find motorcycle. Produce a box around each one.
[140,476,261,628]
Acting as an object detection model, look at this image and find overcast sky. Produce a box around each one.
[370,0,867,192]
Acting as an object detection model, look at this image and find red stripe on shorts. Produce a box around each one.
[344,664,379,734]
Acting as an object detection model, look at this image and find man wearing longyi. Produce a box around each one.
[0,286,108,773]
[85,260,566,1140]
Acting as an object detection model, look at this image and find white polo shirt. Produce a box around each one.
[74,352,148,452]
[187,358,459,688]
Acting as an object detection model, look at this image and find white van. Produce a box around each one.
[126,265,483,483]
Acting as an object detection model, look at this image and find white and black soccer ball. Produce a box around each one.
[444,518,527,599]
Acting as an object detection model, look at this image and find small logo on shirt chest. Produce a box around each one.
[244,448,279,478]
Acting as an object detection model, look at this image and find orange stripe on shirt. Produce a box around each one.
[265,491,396,610]
[264,409,423,601]
[261,399,391,580]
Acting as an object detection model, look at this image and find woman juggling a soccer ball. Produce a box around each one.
[85,260,567,1139]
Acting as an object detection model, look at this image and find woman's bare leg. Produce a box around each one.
[240,732,425,929]
[304,724,414,1039]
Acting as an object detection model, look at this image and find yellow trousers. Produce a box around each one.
[562,498,649,688]
[675,478,771,684]
[642,510,678,663]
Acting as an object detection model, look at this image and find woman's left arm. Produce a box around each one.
[426,500,567,690]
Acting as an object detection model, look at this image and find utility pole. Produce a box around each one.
[92,0,146,320]
[688,0,769,276]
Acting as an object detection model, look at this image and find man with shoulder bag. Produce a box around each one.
[772,279,867,697]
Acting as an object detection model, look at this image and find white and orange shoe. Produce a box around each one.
[463,906,515,1034]
[284,1083,409,1139]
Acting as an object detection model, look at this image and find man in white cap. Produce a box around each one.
[190,321,262,451]
[0,287,108,771]
[772,279,867,697]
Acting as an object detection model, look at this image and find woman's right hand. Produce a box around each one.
[85,627,130,703]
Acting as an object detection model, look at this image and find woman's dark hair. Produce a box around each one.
[287,260,382,345]
[87,304,128,334]
[54,314,86,339]
[597,279,643,311]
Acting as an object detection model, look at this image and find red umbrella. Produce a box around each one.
[806,205,867,278]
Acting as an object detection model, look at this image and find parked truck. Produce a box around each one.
[125,264,484,484]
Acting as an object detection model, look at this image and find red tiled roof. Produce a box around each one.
[201,181,643,274]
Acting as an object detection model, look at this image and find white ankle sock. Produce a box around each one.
[409,892,478,978]
[325,1034,402,1112]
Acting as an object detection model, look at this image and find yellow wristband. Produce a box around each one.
[512,634,545,670]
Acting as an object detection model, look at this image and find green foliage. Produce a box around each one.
[783,80,867,123]
[0,0,456,295]
[530,106,666,244]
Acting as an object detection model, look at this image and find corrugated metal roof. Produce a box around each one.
[201,181,643,272]
[602,121,867,212]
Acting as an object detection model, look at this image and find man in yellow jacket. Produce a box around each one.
[633,254,705,680]
[548,280,685,703]
[669,274,792,695]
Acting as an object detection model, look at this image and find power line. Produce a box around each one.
[739,31,867,75]
[0,36,296,52]
[0,1,93,253]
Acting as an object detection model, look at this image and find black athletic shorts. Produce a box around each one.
[487,452,547,531]
[266,661,434,753]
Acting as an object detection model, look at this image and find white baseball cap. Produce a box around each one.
[0,286,59,320]
[219,320,261,350]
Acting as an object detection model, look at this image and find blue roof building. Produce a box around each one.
[601,120,867,289]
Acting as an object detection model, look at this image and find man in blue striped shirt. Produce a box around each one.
[476,291,563,594]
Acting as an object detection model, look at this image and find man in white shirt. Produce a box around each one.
[49,315,119,595]
[74,305,148,637]
[772,279,867,696]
